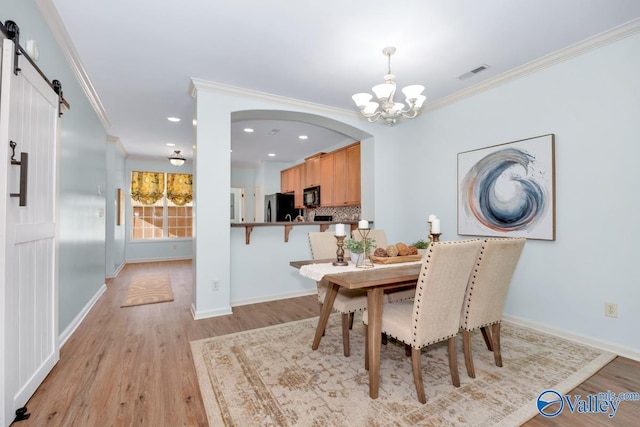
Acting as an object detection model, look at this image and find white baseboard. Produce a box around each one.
[59,283,107,347]
[191,303,233,320]
[190,289,316,320]
[106,261,126,279]
[126,256,192,264]
[504,314,640,362]
[231,289,317,308]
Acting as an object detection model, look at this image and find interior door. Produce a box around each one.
[230,187,244,223]
[0,38,60,426]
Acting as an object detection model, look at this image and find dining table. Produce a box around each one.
[290,259,422,399]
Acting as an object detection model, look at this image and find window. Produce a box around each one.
[131,171,193,240]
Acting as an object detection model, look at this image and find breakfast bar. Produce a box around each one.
[231,221,360,244]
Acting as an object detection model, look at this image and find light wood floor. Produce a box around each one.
[18,261,639,426]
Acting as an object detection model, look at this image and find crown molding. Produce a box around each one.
[189,78,358,119]
[36,0,110,130]
[424,18,640,112]
[107,135,127,157]
[33,1,640,130]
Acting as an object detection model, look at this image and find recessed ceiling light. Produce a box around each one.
[166,143,175,147]
[298,135,308,140]
[268,153,276,157]
[167,117,181,122]
[192,119,197,126]
[244,128,254,133]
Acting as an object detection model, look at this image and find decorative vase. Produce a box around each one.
[350,252,361,264]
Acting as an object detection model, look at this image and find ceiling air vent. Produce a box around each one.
[457,64,491,80]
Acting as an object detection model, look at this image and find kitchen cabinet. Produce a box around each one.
[319,142,361,207]
[344,143,361,205]
[304,153,323,188]
[333,149,347,205]
[319,153,335,206]
[292,164,305,208]
[280,167,294,193]
[281,164,305,208]
[282,142,360,208]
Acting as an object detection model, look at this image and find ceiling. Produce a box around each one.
[49,0,640,166]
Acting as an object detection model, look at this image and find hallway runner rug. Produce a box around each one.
[121,274,174,307]
[191,313,615,426]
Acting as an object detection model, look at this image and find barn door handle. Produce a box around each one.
[9,141,28,207]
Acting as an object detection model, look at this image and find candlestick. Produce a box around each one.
[358,219,369,229]
[431,218,441,234]
[428,214,437,223]
[356,228,374,269]
[335,223,345,236]
[430,233,441,242]
[332,235,349,266]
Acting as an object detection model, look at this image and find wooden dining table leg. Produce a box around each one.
[312,279,338,351]
[367,287,384,399]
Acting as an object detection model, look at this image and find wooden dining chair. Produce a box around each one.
[308,231,368,357]
[363,239,482,403]
[460,237,526,378]
[351,228,416,302]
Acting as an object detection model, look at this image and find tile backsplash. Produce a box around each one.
[305,206,361,222]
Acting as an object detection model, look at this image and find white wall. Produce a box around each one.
[387,33,640,355]
[230,225,317,305]
[263,161,292,195]
[106,138,126,277]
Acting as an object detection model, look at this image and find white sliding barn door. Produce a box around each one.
[0,38,60,426]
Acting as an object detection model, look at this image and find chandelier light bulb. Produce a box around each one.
[352,93,373,108]
[414,95,427,109]
[401,85,425,102]
[363,102,379,115]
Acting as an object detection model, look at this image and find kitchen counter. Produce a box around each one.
[231,221,362,244]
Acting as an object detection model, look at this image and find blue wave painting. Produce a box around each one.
[459,139,553,239]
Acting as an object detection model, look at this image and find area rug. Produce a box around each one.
[191,313,615,426]
[121,274,174,307]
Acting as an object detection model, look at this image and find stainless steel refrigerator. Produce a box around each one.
[264,193,296,222]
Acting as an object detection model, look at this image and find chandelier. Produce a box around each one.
[352,46,426,126]
[168,150,185,166]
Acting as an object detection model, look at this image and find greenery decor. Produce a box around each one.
[344,237,376,254]
[411,239,430,249]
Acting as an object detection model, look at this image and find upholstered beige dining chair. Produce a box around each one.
[351,229,416,302]
[308,231,368,357]
[363,239,482,403]
[460,237,526,378]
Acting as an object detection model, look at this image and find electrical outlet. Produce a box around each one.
[212,280,219,292]
[604,302,618,318]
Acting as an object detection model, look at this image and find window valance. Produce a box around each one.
[131,172,165,205]
[167,173,193,206]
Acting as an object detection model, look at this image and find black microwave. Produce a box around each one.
[303,186,321,207]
